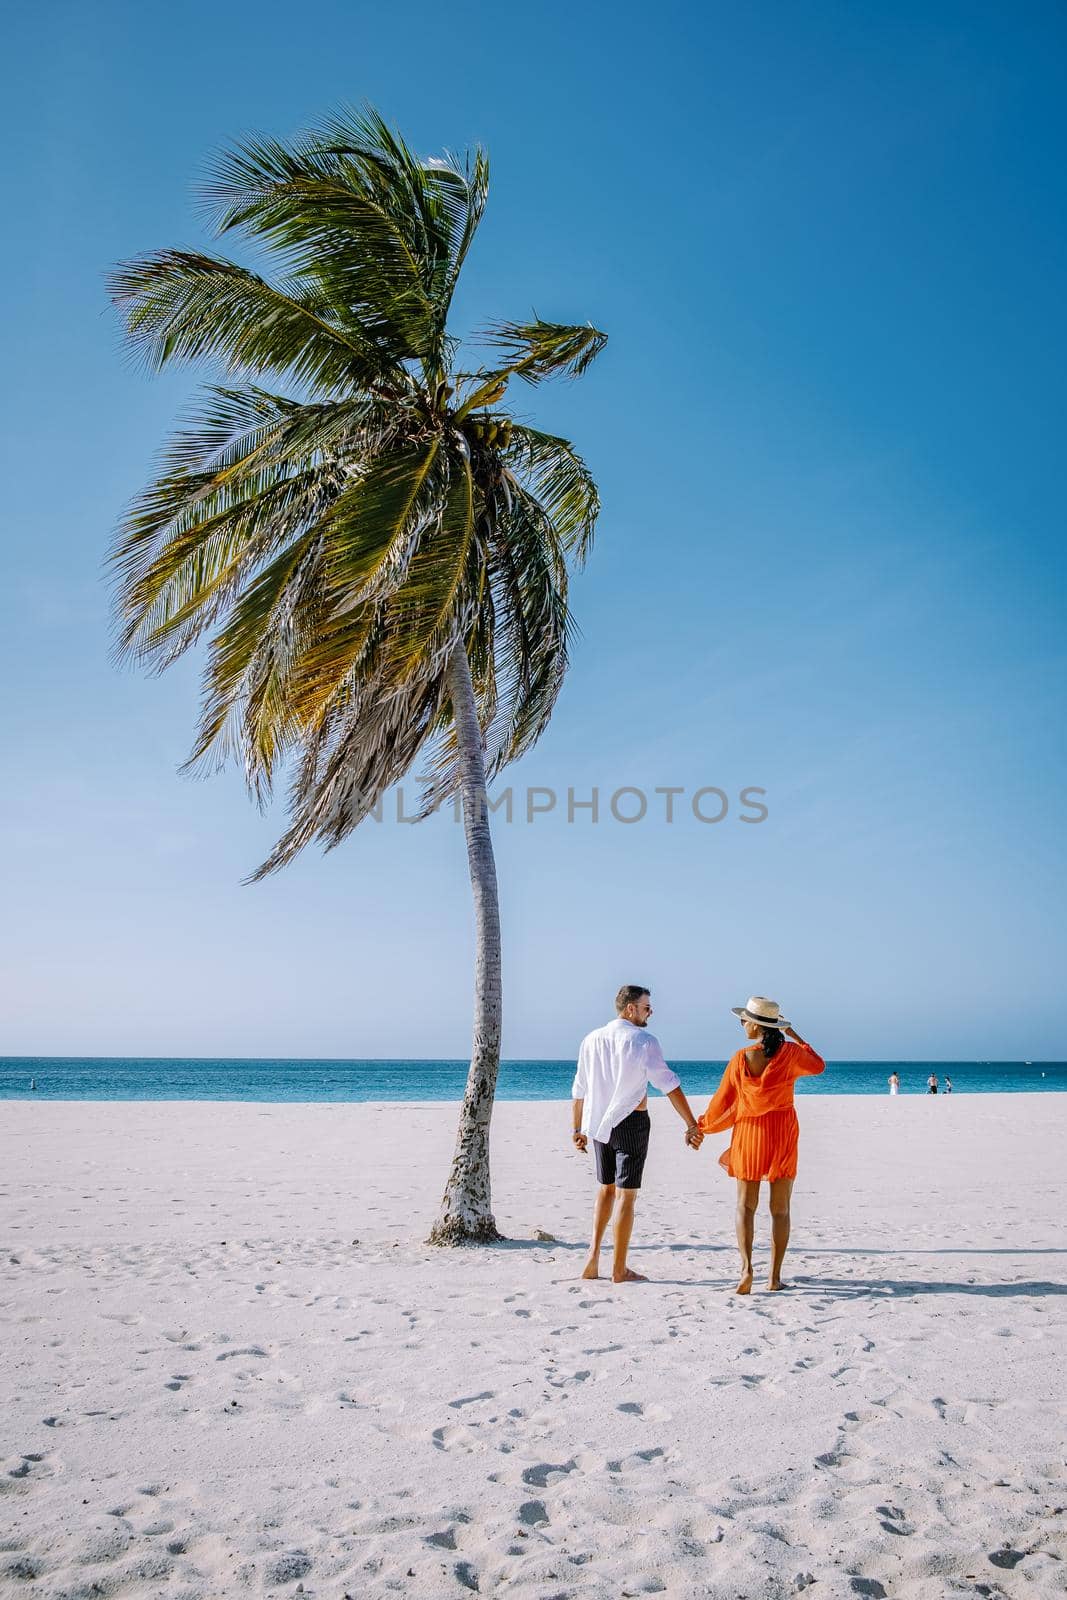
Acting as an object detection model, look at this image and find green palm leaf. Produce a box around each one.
[186,528,324,785]
[323,439,442,603]
[380,450,474,682]
[477,318,608,385]
[108,250,394,391]
[503,424,600,564]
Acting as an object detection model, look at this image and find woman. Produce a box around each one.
[888,1071,900,1096]
[699,997,825,1294]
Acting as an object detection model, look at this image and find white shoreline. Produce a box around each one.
[2,1097,1063,1597]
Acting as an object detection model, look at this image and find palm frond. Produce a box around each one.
[114,465,342,668]
[110,392,384,665]
[380,449,474,682]
[323,438,442,604]
[265,441,450,736]
[503,423,600,564]
[185,528,324,791]
[156,386,395,476]
[483,483,573,773]
[247,660,450,879]
[108,250,396,390]
[202,106,488,371]
[416,481,571,811]
[314,106,486,318]
[477,318,608,385]
[432,144,490,304]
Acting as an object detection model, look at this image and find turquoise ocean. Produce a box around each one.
[1,1058,1063,1101]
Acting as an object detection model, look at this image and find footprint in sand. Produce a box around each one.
[432,1425,481,1454]
[215,1345,269,1361]
[425,1527,457,1549]
[876,1504,913,1536]
[607,1446,665,1473]
[448,1391,495,1408]
[547,1369,591,1389]
[78,1526,136,1564]
[2,1556,44,1582]
[4,1453,55,1492]
[616,1401,673,1422]
[522,1459,577,1488]
[264,1552,312,1585]
[988,1549,1027,1569]
[140,1518,174,1536]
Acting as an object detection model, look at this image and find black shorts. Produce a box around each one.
[593,1108,651,1190]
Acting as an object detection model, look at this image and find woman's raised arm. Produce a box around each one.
[785,1026,825,1077]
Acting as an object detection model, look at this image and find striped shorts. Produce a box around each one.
[593,1108,651,1190]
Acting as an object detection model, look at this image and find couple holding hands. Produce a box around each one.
[571,985,825,1293]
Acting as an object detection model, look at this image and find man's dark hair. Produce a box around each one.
[615,984,650,1014]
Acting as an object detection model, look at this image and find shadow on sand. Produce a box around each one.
[788,1276,1067,1299]
[493,1238,1067,1297]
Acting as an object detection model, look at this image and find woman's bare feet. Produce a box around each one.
[735,1267,754,1295]
[767,1277,787,1291]
[612,1267,648,1283]
[581,1259,600,1280]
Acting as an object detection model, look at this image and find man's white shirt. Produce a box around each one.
[572,1017,682,1143]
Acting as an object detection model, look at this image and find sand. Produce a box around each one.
[1,1094,1064,1600]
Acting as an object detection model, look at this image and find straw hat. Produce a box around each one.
[732,996,790,1031]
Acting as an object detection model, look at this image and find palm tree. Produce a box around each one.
[108,106,605,1243]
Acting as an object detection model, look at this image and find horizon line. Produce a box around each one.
[1,1056,1062,1067]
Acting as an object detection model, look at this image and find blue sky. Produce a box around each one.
[2,0,1064,1060]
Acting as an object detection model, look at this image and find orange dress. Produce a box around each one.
[698,1041,826,1181]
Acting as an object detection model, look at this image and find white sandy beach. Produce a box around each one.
[1,1095,1064,1600]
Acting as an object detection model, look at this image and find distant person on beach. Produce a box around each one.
[696,997,825,1294]
[888,1072,900,1095]
[945,1077,953,1094]
[928,1073,939,1094]
[572,985,704,1284]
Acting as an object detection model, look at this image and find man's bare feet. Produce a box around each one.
[735,1268,753,1295]
[581,1260,600,1280]
[612,1267,648,1283]
[767,1278,787,1291]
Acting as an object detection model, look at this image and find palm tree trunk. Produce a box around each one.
[427,640,503,1244]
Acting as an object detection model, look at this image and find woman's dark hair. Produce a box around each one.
[759,1027,785,1059]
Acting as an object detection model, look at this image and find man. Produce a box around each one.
[571,985,703,1283]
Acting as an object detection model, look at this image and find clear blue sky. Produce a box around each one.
[2,0,1064,1060]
